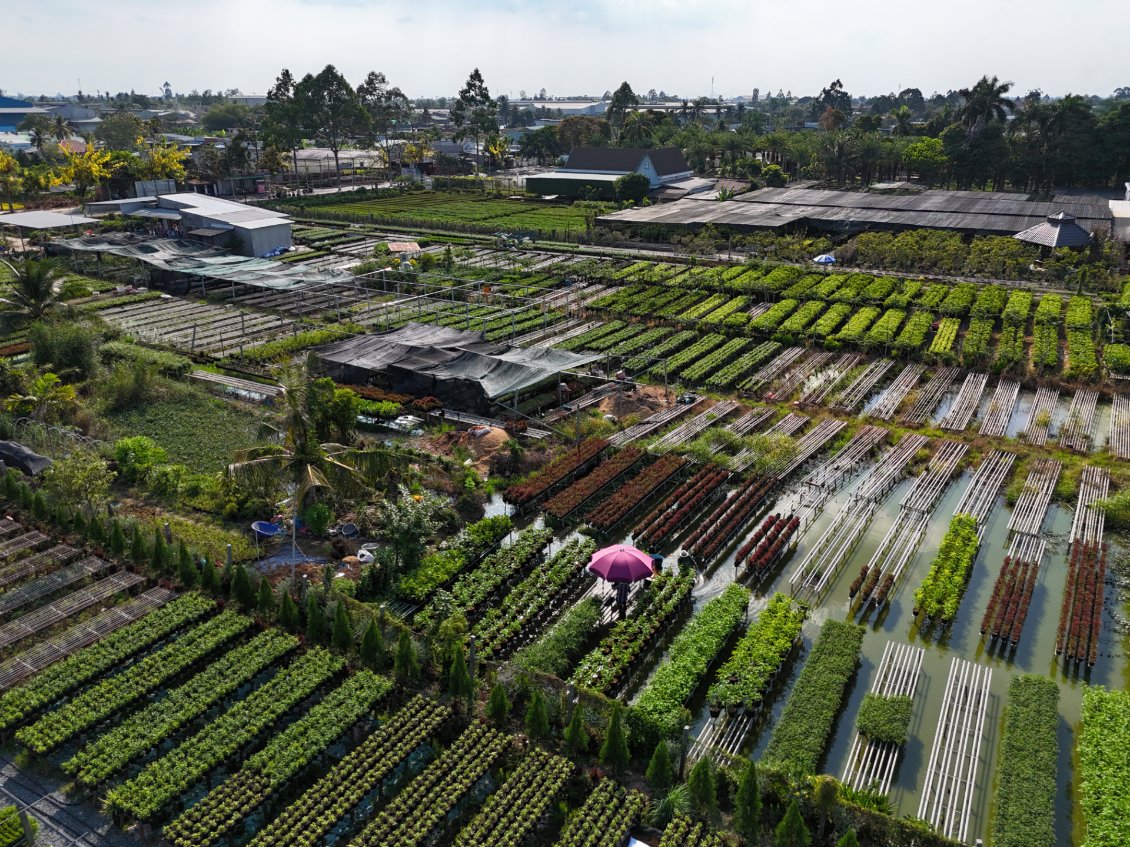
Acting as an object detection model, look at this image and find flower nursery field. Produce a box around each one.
[291,192,609,238]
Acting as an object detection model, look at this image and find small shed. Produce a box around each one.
[1013,212,1093,249]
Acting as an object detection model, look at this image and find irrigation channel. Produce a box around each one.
[533,392,1128,847]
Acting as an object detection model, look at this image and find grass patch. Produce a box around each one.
[104,381,264,473]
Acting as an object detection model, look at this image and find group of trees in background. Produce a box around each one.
[517,76,1130,193]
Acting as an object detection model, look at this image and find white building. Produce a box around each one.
[85,193,292,257]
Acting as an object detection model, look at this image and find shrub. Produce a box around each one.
[113,435,168,483]
[855,694,913,745]
[100,341,192,376]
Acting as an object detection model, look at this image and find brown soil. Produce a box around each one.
[595,383,673,421]
[414,425,512,474]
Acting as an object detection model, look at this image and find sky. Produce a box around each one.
[4,0,1127,101]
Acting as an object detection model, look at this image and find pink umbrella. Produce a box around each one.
[588,545,655,583]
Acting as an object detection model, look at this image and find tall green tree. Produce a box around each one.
[774,799,812,847]
[228,362,403,577]
[357,71,411,173]
[256,577,274,616]
[293,65,369,182]
[733,760,761,844]
[599,703,630,774]
[607,81,640,141]
[451,68,498,165]
[305,594,324,643]
[360,618,385,668]
[394,628,420,686]
[524,689,549,741]
[837,830,860,847]
[487,682,511,727]
[279,590,300,631]
[230,563,255,608]
[331,600,353,651]
[263,69,304,178]
[447,646,473,704]
[0,259,66,323]
[564,704,588,756]
[687,757,717,820]
[957,75,1015,137]
[646,740,674,794]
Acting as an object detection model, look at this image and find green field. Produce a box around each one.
[104,381,264,473]
[292,192,609,238]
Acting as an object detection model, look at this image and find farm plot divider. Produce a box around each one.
[0,588,174,692]
[833,359,894,412]
[790,434,927,597]
[978,378,1021,438]
[1060,388,1099,453]
[938,372,988,432]
[868,363,925,420]
[1109,393,1130,459]
[649,401,741,453]
[797,353,863,405]
[1023,387,1060,446]
[841,640,925,794]
[901,366,960,425]
[852,441,968,615]
[917,657,992,844]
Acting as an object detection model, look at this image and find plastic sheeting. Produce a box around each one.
[316,322,601,406]
[56,236,353,292]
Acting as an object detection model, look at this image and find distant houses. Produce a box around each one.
[525,146,693,199]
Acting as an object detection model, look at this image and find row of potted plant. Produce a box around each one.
[472,538,596,661]
[736,514,800,580]
[243,695,450,847]
[658,816,725,847]
[0,593,216,734]
[912,513,980,623]
[105,648,344,821]
[416,528,554,630]
[162,671,391,847]
[708,593,806,712]
[634,465,729,549]
[1058,541,1106,666]
[17,611,253,755]
[555,779,647,847]
[64,629,298,786]
[395,515,513,602]
[685,474,776,561]
[453,747,572,847]
[634,583,751,739]
[544,447,646,519]
[570,567,695,695]
[585,455,686,532]
[350,722,510,847]
[504,437,609,505]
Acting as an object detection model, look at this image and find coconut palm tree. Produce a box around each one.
[227,361,405,574]
[620,111,652,146]
[5,372,77,423]
[0,258,67,323]
[957,75,1015,136]
[52,115,72,143]
[889,105,915,137]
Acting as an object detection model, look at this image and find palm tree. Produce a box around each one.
[227,361,405,575]
[957,75,1015,136]
[0,258,66,322]
[620,111,652,146]
[5,372,77,423]
[29,127,49,154]
[889,105,915,137]
[52,115,72,143]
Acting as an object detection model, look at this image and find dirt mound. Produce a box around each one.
[596,384,672,421]
[417,426,512,474]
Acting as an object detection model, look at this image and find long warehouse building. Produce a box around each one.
[597,186,1115,238]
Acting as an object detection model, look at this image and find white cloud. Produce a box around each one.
[4,0,1128,100]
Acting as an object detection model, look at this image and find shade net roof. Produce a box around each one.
[55,236,351,291]
[317,322,601,399]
